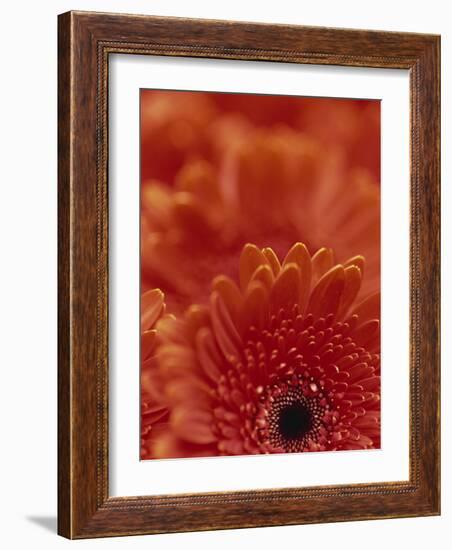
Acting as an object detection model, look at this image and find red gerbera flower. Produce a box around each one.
[148,242,380,459]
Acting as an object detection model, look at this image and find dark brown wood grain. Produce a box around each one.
[57,10,71,538]
[58,10,440,539]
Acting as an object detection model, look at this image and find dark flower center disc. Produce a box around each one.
[278,401,313,441]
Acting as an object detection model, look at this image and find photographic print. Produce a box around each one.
[140,90,381,460]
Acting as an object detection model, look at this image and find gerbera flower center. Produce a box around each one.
[277,401,312,440]
[257,384,326,453]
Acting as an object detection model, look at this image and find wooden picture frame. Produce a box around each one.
[58,10,440,539]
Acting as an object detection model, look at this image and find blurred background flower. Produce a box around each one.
[140,90,381,460]
[141,90,380,186]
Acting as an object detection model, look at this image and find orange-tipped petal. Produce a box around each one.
[270,263,301,314]
[283,242,312,311]
[344,255,365,277]
[262,247,281,276]
[212,275,242,322]
[210,292,242,358]
[240,280,269,333]
[141,289,165,331]
[283,242,310,268]
[240,244,269,290]
[337,266,362,320]
[307,265,345,318]
[250,264,274,292]
[141,329,157,361]
[196,327,223,383]
[184,304,210,341]
[311,247,334,283]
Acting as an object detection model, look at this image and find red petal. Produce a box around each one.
[311,247,334,284]
[270,263,301,314]
[141,288,165,331]
[307,265,345,318]
[337,265,362,320]
[211,292,242,358]
[240,243,269,290]
[350,292,380,323]
[283,242,312,312]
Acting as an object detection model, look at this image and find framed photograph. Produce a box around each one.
[58,11,440,538]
